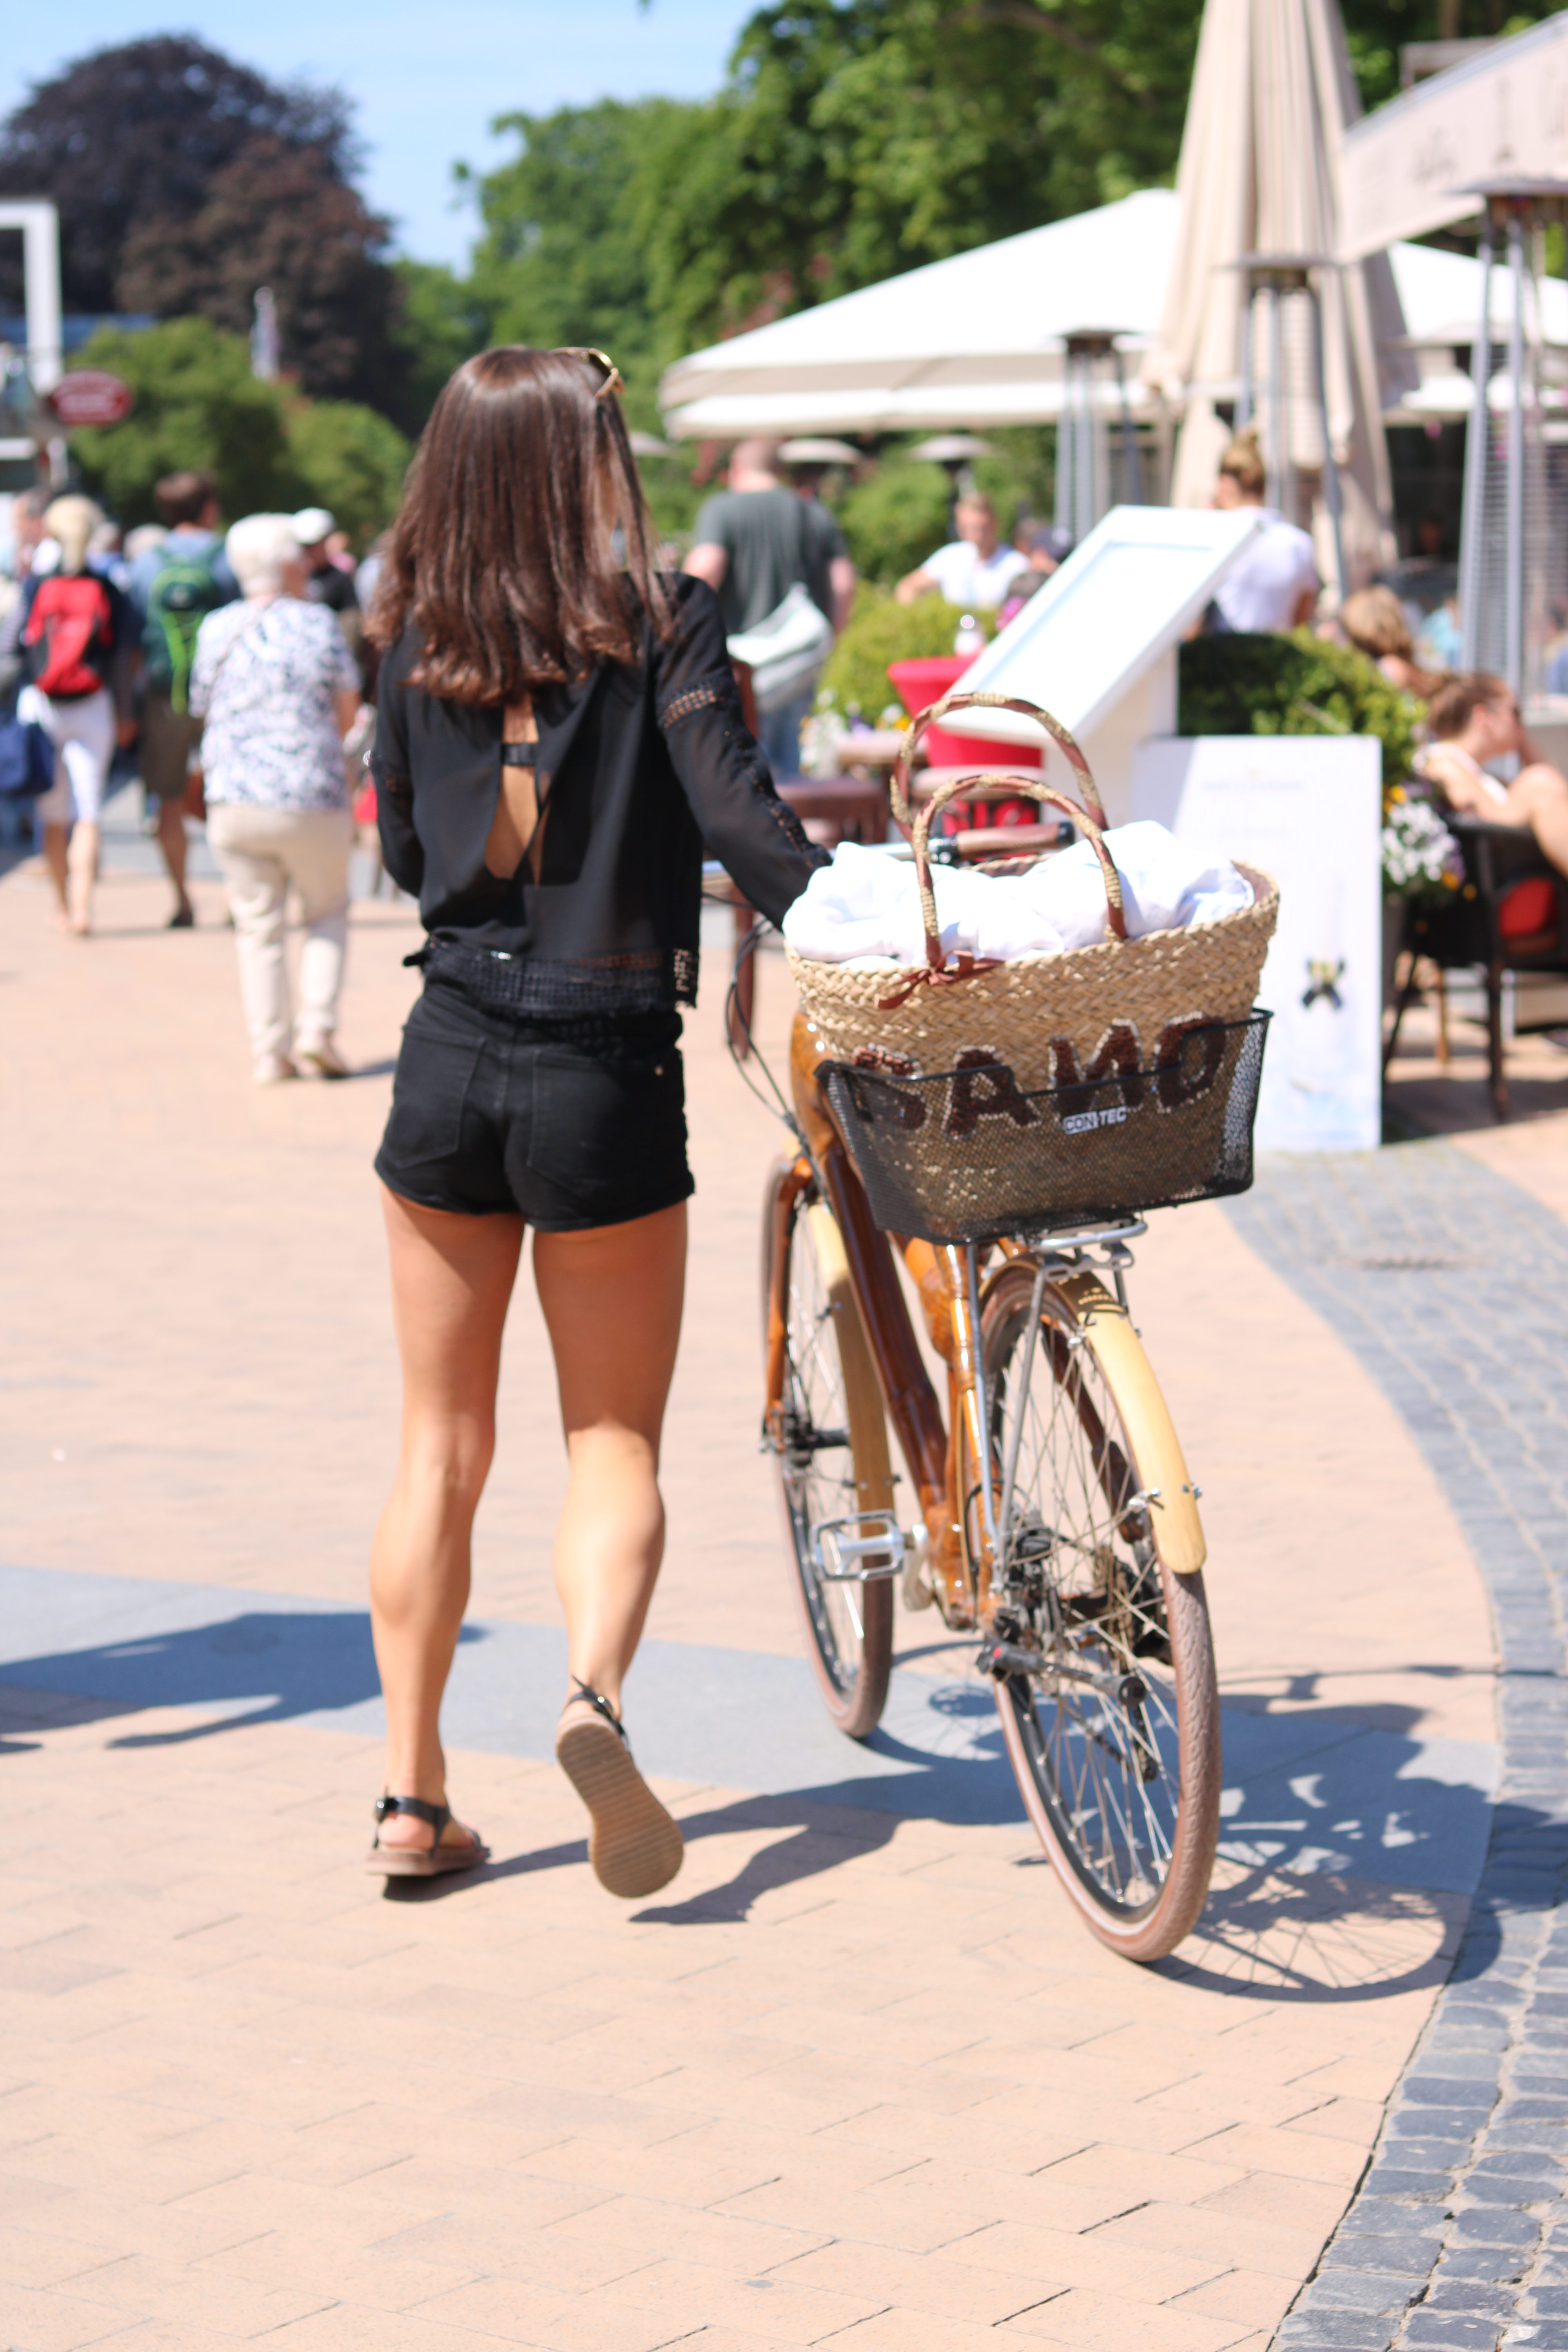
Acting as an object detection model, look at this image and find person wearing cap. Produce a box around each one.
[292,508,358,616]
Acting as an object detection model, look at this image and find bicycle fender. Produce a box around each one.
[1057,1274,1207,1577]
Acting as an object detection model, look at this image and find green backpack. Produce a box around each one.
[143,549,225,713]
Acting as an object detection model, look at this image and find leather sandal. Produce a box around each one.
[365,1794,488,1878]
[555,1680,683,1900]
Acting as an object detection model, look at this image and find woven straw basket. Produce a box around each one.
[788,692,1278,1091]
[787,693,1278,1234]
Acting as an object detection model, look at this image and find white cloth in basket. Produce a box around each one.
[782,824,1254,968]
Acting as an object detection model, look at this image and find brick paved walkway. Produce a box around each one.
[1230,1147,1568,2351]
[0,835,1543,2352]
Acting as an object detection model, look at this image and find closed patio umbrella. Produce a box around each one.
[1143,0,1416,591]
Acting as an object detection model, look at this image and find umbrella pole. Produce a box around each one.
[1114,345,1144,504]
[1506,206,1526,706]
[1458,209,1495,672]
[1267,284,1286,515]
[1308,280,1347,607]
[1236,286,1255,434]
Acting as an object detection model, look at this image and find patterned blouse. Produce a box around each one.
[190,595,359,810]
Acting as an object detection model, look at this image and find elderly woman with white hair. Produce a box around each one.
[191,512,363,1083]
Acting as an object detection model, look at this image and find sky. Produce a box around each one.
[1,2,749,270]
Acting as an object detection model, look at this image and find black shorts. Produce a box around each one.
[375,976,693,1230]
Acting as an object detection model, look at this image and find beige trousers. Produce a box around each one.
[207,801,352,1063]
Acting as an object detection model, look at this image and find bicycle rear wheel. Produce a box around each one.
[760,1159,894,1738]
[978,1262,1220,1961]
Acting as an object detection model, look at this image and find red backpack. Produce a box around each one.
[23,573,115,699]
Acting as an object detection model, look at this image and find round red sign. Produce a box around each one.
[46,372,135,428]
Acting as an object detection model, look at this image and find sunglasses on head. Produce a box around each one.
[556,347,624,402]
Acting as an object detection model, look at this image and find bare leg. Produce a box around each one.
[533,1202,687,1714]
[369,1188,523,1852]
[156,798,192,920]
[42,822,69,917]
[66,820,98,935]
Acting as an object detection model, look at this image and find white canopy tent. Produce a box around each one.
[659,190,1524,442]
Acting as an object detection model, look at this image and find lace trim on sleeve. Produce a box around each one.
[659,670,736,729]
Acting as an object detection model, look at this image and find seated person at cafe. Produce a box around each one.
[1420,672,1568,880]
[1207,428,1320,632]
[896,493,1031,609]
[1339,584,1447,701]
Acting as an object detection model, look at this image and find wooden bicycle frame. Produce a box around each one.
[766,1013,1002,1626]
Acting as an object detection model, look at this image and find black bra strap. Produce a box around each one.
[501,742,538,768]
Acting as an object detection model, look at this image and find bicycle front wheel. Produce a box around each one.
[979,1263,1220,1961]
[760,1159,894,1739]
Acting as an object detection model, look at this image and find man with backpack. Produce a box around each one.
[127,471,238,928]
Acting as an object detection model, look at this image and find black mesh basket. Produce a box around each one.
[819,1012,1271,1245]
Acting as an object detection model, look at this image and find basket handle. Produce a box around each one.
[891,691,1106,831]
[911,770,1127,974]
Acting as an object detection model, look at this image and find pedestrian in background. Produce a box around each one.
[127,471,239,929]
[684,438,854,778]
[191,514,361,1085]
[19,495,136,936]
[1207,429,1320,632]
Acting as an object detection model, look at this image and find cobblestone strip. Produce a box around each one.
[1226,1142,1568,2352]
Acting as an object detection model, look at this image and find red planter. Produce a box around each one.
[886,655,1042,769]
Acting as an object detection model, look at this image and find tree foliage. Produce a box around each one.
[0,37,360,313]
[66,318,410,548]
[468,100,698,383]
[0,37,403,411]
[638,0,1200,351]
[116,136,399,405]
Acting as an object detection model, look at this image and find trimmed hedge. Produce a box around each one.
[1177,630,1419,789]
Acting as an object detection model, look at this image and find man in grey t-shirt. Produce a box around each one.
[684,440,855,776]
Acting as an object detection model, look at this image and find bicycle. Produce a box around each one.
[738,705,1270,1964]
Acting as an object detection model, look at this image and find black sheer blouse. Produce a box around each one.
[370,573,827,1016]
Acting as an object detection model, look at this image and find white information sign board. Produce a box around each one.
[1339,14,1568,261]
[939,506,1266,748]
[1131,736,1383,1153]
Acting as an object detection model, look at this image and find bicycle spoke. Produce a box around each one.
[989,1280,1187,1919]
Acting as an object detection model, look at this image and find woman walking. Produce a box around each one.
[190,515,362,1084]
[363,347,824,1893]
[19,496,135,936]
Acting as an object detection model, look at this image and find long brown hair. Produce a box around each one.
[369,346,674,703]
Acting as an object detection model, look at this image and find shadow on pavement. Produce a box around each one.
[0,1590,1497,1996]
[0,1611,481,1746]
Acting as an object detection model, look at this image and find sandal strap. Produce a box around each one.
[568,1678,630,1748]
[374,1793,452,1852]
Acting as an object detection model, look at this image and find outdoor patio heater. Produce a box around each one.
[1229,253,1347,601]
[1455,181,1568,706]
[1054,331,1145,543]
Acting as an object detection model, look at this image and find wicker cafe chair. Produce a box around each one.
[1384,814,1568,1121]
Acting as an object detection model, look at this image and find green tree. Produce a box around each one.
[468,99,702,386]
[67,318,300,526]
[67,318,412,546]
[838,460,953,585]
[640,0,1201,352]
[284,402,411,550]
[387,261,491,431]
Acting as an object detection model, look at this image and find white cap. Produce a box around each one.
[292,506,335,546]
